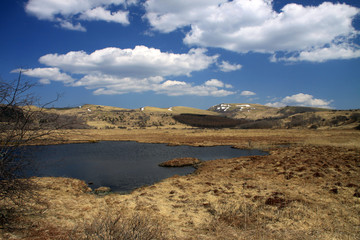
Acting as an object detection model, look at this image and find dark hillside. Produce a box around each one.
[173,114,250,128]
[0,106,25,122]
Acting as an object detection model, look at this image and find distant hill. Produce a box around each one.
[208,103,281,120]
[5,103,358,130]
[208,103,360,130]
[278,106,329,117]
[141,106,219,115]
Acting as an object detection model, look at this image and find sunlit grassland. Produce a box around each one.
[1,128,359,239]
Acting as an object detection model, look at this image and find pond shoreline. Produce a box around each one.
[28,140,267,193]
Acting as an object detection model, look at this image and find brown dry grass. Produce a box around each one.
[1,128,360,239]
[34,128,360,149]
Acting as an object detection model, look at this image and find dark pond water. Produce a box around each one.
[27,141,267,193]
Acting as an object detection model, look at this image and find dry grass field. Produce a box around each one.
[36,128,360,149]
[1,128,359,239]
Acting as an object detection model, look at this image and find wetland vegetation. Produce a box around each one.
[1,100,359,239]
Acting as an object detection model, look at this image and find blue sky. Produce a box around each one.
[1,0,359,110]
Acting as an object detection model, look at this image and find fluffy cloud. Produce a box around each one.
[144,0,227,33]
[205,79,224,88]
[21,46,235,97]
[272,43,360,63]
[144,0,360,62]
[205,79,233,89]
[25,0,133,31]
[156,79,235,97]
[12,67,74,85]
[59,21,86,32]
[73,74,235,96]
[39,46,217,77]
[218,61,242,72]
[266,93,332,108]
[76,74,164,94]
[80,7,129,24]
[240,90,256,96]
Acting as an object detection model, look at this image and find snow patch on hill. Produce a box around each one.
[212,103,255,113]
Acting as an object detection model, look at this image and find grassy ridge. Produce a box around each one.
[5,103,358,130]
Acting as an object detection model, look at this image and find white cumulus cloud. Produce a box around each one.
[240,90,256,96]
[266,93,332,108]
[144,0,227,33]
[73,74,235,97]
[39,46,217,77]
[155,79,235,97]
[272,43,360,63]
[80,7,129,24]
[144,0,360,62]
[218,61,242,72]
[12,67,74,85]
[25,0,134,31]
[20,46,235,97]
[205,79,224,88]
[59,21,86,32]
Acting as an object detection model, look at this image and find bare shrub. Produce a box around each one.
[286,115,305,128]
[37,112,90,129]
[285,114,322,129]
[349,112,360,122]
[329,115,349,127]
[0,72,62,228]
[0,75,38,214]
[75,211,167,240]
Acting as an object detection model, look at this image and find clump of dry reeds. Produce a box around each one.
[73,211,167,240]
[204,201,271,240]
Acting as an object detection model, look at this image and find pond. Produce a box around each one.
[27,141,267,193]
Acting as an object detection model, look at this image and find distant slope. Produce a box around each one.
[25,103,360,130]
[45,104,192,129]
[208,103,360,130]
[278,106,329,117]
[173,114,249,128]
[141,106,219,115]
[208,103,281,120]
[281,110,360,129]
[46,104,131,116]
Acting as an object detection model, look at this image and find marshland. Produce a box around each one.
[1,103,359,239]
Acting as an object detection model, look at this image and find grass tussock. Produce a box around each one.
[72,211,167,240]
[203,194,360,240]
[210,202,262,230]
[204,202,272,240]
